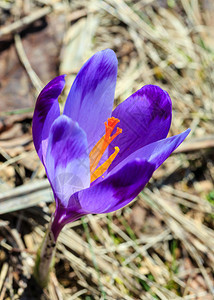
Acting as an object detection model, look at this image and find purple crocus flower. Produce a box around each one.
[33,49,190,241]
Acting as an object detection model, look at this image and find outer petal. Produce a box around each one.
[32,75,65,164]
[77,159,155,214]
[63,49,118,151]
[46,115,90,207]
[109,85,172,169]
[109,129,190,175]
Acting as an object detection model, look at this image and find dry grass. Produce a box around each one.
[0,0,214,299]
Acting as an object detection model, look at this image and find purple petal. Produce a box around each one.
[110,129,190,175]
[45,115,90,207]
[109,85,172,170]
[32,75,65,164]
[77,159,155,214]
[63,49,118,152]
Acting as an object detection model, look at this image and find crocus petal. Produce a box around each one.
[32,75,65,164]
[63,49,118,151]
[77,159,155,214]
[109,85,172,169]
[46,115,90,207]
[109,129,190,175]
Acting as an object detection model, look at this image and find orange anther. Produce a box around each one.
[91,147,120,183]
[89,117,122,180]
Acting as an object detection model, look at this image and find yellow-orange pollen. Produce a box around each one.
[89,117,122,183]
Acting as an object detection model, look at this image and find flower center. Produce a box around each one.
[89,117,122,183]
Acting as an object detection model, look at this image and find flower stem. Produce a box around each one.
[34,220,56,288]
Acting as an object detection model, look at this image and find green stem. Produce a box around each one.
[34,220,56,288]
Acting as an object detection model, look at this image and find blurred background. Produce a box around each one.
[0,0,214,299]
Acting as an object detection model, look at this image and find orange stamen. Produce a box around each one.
[89,117,122,174]
[91,147,120,183]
